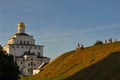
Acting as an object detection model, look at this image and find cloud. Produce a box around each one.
[35,32,71,43]
[34,23,120,44]
[79,23,120,33]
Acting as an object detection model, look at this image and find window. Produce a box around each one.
[27,41,29,45]
[31,62,33,66]
[34,46,36,49]
[28,69,30,72]
[28,63,30,66]
[37,52,40,57]
[20,62,22,64]
[31,58,33,60]
[24,41,26,44]
[20,40,22,44]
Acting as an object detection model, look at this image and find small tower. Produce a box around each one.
[17,22,25,33]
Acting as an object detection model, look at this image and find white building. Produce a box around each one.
[3,22,50,75]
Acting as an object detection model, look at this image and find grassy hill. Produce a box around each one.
[20,42,120,80]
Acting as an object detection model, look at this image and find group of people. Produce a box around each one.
[105,38,118,44]
[77,43,84,49]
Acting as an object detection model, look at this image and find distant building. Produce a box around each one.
[3,22,50,75]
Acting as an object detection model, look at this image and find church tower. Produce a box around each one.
[3,21,50,75]
[17,22,25,33]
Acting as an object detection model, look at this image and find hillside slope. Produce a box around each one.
[21,42,120,80]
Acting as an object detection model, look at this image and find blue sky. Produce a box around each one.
[0,0,120,59]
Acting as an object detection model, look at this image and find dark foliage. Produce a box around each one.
[0,45,20,80]
[94,40,103,45]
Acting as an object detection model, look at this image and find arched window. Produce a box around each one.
[31,62,33,66]
[31,58,33,60]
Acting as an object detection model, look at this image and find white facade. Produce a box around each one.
[3,22,43,57]
[16,53,50,75]
[3,22,50,75]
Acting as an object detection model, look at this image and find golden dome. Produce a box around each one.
[18,22,25,27]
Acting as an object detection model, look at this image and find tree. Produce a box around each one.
[94,40,103,45]
[0,45,20,80]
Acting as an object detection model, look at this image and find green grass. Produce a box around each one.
[20,42,120,80]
